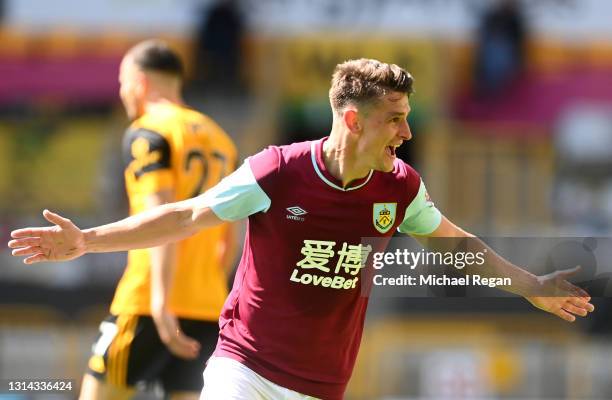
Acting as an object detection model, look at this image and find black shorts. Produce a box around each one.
[86,314,218,393]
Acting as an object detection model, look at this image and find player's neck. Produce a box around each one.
[323,133,371,188]
[145,92,184,111]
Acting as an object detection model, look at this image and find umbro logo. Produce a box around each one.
[286,206,307,221]
[287,206,307,216]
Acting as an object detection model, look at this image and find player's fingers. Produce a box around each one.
[168,345,192,359]
[12,246,43,257]
[568,297,595,313]
[179,333,201,352]
[43,209,73,228]
[183,335,201,352]
[555,308,576,322]
[571,285,591,301]
[559,280,590,300]
[171,339,199,359]
[562,303,588,317]
[176,333,200,350]
[8,237,41,249]
[11,228,48,239]
[23,253,48,264]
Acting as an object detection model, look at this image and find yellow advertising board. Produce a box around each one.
[246,35,444,108]
[280,36,439,103]
[0,117,109,214]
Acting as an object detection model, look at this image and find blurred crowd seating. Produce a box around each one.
[0,27,194,106]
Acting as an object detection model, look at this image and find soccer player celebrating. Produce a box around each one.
[9,59,593,400]
[51,40,237,399]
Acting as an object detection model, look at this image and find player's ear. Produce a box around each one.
[343,109,362,133]
[135,72,148,97]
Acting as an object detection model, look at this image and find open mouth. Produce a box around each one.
[386,146,397,158]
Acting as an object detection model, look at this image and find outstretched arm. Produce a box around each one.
[9,157,272,264]
[8,194,223,264]
[413,216,595,322]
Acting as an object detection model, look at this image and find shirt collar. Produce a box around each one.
[310,137,374,192]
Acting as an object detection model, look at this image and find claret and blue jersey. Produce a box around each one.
[201,137,441,399]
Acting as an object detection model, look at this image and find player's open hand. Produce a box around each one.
[526,266,595,322]
[7,210,86,264]
[152,308,201,360]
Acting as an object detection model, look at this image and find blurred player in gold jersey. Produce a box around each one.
[80,40,237,400]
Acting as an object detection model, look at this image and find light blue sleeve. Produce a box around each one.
[200,160,271,221]
[397,179,442,235]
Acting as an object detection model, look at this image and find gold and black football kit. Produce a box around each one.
[86,103,237,391]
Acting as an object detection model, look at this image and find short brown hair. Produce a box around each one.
[329,58,413,113]
[126,39,184,78]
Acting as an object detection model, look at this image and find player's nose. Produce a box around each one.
[399,120,412,140]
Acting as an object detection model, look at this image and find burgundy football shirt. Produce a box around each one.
[203,137,440,399]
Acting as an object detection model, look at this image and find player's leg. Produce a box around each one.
[84,314,171,399]
[79,373,134,400]
[168,391,199,400]
[161,319,219,400]
[164,319,321,400]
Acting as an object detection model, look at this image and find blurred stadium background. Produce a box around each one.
[1,0,612,398]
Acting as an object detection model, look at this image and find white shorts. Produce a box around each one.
[201,356,320,400]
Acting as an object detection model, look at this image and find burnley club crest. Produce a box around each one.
[373,203,396,234]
